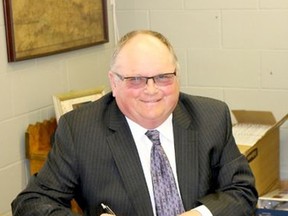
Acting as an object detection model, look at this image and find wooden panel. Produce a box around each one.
[25,118,82,213]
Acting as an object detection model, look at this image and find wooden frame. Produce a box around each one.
[3,0,109,62]
[53,87,105,122]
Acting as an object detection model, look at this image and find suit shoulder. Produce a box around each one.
[177,92,232,129]
[60,92,115,123]
[179,92,228,110]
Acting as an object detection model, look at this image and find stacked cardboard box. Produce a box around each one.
[256,181,288,215]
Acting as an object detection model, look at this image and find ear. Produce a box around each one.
[108,71,117,96]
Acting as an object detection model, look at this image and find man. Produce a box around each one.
[12,30,258,216]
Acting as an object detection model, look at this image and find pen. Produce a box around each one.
[101,203,116,215]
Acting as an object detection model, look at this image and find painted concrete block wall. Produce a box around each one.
[0,2,115,215]
[115,0,288,180]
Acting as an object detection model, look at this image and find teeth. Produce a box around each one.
[142,99,160,102]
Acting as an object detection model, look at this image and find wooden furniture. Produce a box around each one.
[25,118,82,214]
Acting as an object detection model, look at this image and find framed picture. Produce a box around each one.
[53,87,105,122]
[3,0,109,62]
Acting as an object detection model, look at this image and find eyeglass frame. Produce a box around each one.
[112,70,177,88]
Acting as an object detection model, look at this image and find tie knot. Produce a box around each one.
[145,130,161,145]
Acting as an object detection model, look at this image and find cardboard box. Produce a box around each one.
[232,110,288,196]
[256,181,288,215]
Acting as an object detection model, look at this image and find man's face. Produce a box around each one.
[109,34,180,129]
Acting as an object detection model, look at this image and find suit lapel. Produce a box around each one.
[173,104,199,210]
[105,98,199,214]
[106,103,154,216]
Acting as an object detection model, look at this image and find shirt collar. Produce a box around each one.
[126,114,173,141]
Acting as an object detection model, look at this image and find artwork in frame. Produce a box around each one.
[53,87,105,122]
[3,0,109,62]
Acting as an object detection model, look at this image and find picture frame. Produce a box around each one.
[53,87,105,122]
[3,0,109,62]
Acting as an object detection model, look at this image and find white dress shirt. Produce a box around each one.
[126,115,213,216]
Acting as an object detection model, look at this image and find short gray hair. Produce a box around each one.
[110,30,180,72]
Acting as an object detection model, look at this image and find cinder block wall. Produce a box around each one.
[0,3,114,215]
[115,0,288,178]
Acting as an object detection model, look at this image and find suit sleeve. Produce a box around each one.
[11,116,81,216]
[198,105,258,216]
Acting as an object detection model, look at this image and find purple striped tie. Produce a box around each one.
[145,130,185,216]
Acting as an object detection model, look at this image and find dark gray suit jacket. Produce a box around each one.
[12,92,258,216]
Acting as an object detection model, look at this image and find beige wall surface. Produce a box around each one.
[0,2,114,215]
[1,0,288,215]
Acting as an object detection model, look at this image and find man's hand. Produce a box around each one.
[179,210,202,216]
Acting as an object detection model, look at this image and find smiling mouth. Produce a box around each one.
[142,98,161,103]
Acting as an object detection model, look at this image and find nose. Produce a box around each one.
[145,77,156,84]
[145,78,158,93]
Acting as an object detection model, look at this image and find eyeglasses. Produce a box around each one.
[113,71,177,88]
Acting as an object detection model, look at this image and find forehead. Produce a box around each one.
[114,34,175,74]
[122,34,170,56]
